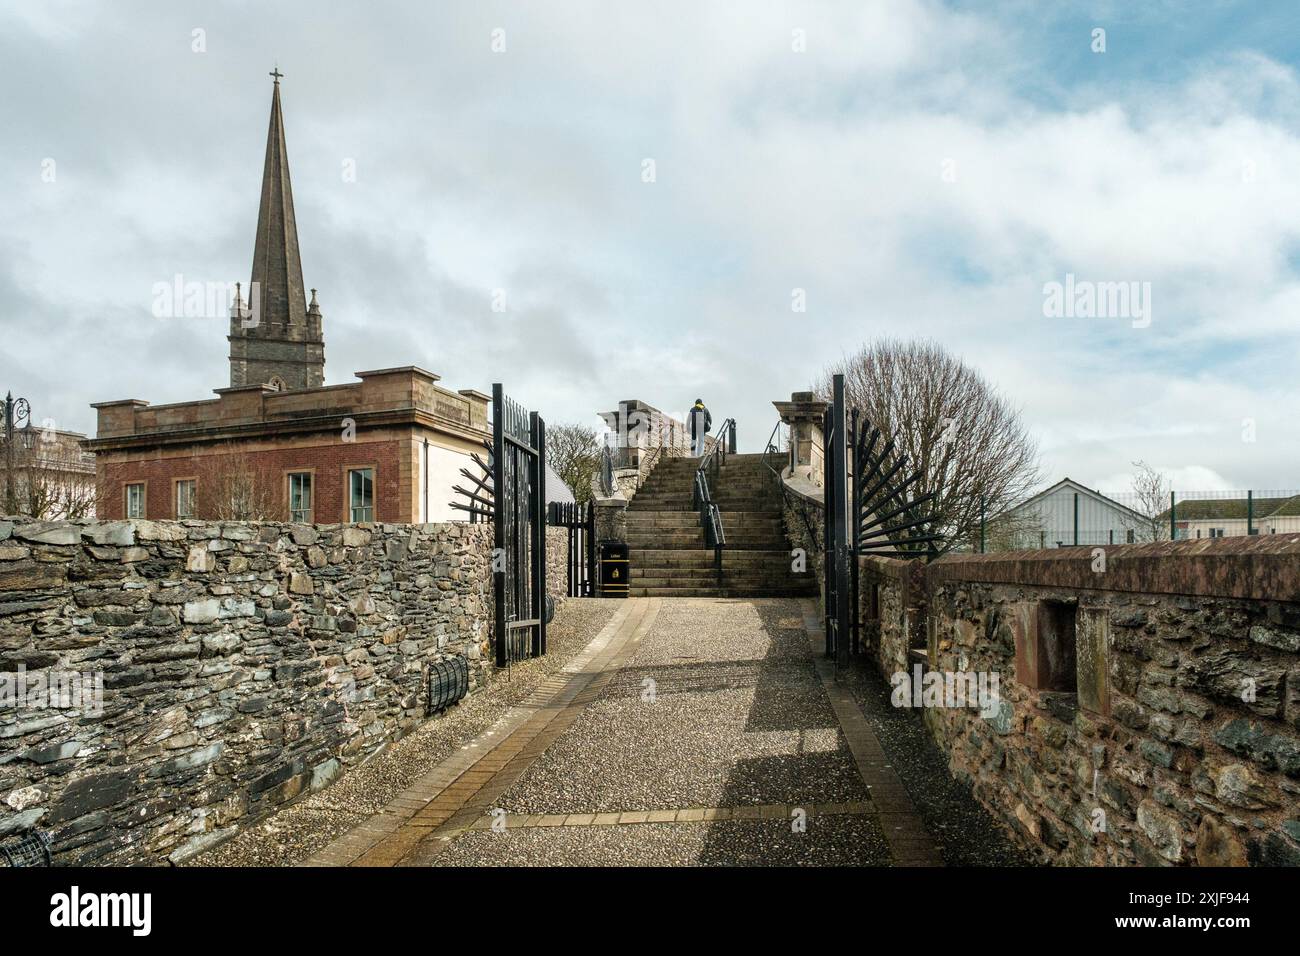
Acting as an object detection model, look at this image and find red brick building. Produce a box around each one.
[86,75,491,523]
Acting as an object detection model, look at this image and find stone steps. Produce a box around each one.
[628,548,796,567]
[627,585,817,598]
[629,570,814,586]
[630,496,781,511]
[625,513,784,530]
[612,449,803,596]
[624,538,788,551]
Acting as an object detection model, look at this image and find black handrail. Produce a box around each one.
[759,419,785,478]
[698,417,736,482]
[761,418,821,557]
[694,417,735,584]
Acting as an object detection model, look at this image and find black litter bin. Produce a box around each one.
[599,542,629,597]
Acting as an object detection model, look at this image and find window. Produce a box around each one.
[288,472,312,523]
[1017,600,1077,692]
[1035,601,1077,692]
[125,483,145,519]
[175,479,195,519]
[348,468,374,522]
[1125,529,1135,544]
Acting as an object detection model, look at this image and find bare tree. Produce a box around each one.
[821,338,1041,554]
[1127,460,1170,542]
[981,507,1048,552]
[546,423,601,506]
[194,444,280,520]
[1,428,96,519]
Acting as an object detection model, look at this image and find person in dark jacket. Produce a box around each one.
[687,398,712,457]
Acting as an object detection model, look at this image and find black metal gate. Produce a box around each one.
[449,383,547,667]
[824,377,852,666]
[493,384,546,666]
[548,501,595,597]
[824,373,942,666]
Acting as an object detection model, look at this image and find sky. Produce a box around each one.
[3,0,1300,495]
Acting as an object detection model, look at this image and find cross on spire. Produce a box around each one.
[270,67,283,83]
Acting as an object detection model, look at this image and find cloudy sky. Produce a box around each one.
[3,0,1300,494]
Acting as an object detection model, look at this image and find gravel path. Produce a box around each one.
[436,597,889,866]
[192,598,620,867]
[436,816,890,867]
[499,599,868,813]
[197,595,1021,868]
[838,658,1034,866]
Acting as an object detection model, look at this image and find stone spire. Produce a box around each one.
[228,69,325,390]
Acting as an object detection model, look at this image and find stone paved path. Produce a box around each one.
[306,597,942,867]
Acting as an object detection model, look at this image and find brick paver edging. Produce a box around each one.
[467,801,876,830]
[302,598,660,867]
[801,601,944,866]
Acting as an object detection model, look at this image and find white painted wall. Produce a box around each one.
[1181,516,1300,538]
[1008,484,1145,548]
[416,435,576,522]
[421,441,476,523]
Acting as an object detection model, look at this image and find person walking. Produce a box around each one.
[687,398,712,457]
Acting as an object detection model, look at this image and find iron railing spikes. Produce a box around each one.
[858,449,909,509]
[860,490,938,534]
[859,513,938,542]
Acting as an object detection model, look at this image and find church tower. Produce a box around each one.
[228,70,325,390]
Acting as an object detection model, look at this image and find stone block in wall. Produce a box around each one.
[593,498,627,546]
[1076,607,1111,717]
[1179,647,1287,718]
[0,515,497,866]
[1010,603,1038,686]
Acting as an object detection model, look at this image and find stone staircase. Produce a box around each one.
[625,453,818,598]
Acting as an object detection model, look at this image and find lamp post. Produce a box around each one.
[3,392,31,515]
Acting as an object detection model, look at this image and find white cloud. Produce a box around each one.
[1,0,1299,491]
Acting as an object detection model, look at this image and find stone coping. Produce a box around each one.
[927,533,1300,602]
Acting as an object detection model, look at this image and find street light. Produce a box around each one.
[3,392,31,515]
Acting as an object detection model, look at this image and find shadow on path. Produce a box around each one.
[697,600,890,865]
[838,658,1035,866]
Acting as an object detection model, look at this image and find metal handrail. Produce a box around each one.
[694,417,735,583]
[697,417,735,483]
[761,418,821,557]
[759,419,786,479]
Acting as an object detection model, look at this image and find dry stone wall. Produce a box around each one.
[861,538,1300,866]
[0,516,506,865]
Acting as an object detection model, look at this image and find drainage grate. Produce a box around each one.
[427,656,469,716]
[0,830,51,867]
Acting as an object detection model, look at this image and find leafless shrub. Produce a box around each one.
[1127,459,1170,542]
[547,423,601,506]
[1,428,96,519]
[821,338,1041,554]
[193,444,280,521]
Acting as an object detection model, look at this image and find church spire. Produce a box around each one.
[250,67,306,333]
[229,69,325,389]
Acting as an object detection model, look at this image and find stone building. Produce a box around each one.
[86,74,491,523]
[0,425,97,519]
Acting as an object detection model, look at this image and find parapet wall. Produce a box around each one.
[0,516,567,865]
[861,536,1300,866]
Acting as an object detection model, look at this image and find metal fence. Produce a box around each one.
[983,488,1300,552]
